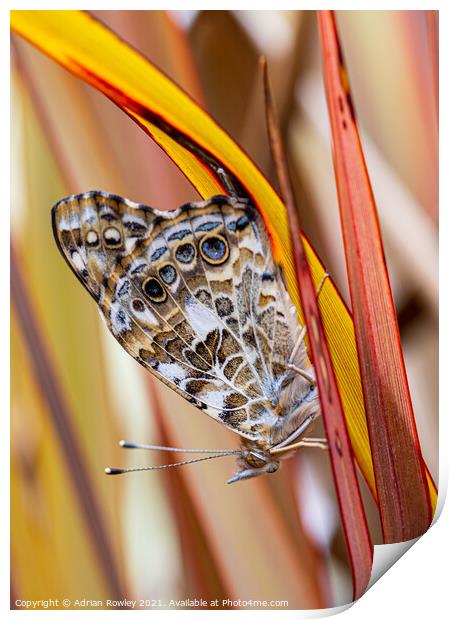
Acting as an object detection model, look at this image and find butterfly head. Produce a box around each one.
[227,447,280,484]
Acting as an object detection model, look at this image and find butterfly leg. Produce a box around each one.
[287,272,330,382]
[315,271,330,299]
[187,145,242,198]
[270,437,328,455]
[298,437,328,449]
[215,166,243,198]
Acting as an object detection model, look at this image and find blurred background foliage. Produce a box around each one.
[11,10,438,609]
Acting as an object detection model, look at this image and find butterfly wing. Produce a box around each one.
[52,192,304,441]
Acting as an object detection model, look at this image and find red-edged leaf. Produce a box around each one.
[263,59,373,601]
[318,10,433,542]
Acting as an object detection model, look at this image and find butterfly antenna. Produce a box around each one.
[105,452,240,476]
[119,439,241,456]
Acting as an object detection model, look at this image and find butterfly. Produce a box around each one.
[52,190,325,483]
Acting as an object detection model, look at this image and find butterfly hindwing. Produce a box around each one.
[52,191,304,440]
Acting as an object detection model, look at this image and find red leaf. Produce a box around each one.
[263,58,373,601]
[317,10,433,542]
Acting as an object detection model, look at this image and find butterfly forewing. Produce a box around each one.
[52,191,304,442]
